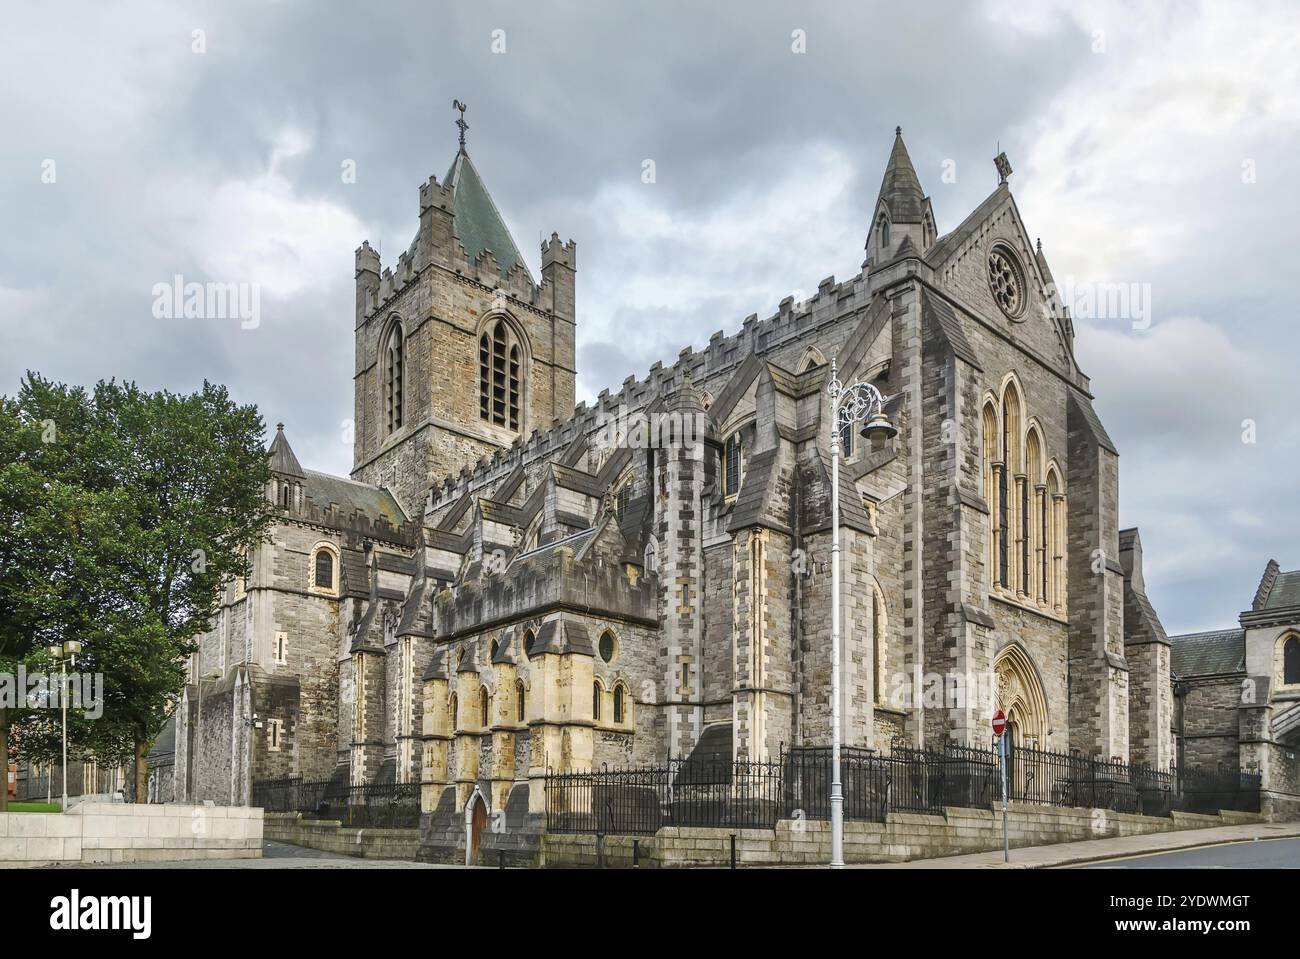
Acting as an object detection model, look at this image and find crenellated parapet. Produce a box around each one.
[279,496,421,548]
[423,270,868,515]
[434,548,657,640]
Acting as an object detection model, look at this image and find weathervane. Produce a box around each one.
[452,99,469,152]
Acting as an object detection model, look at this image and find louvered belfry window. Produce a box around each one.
[480,320,521,431]
[385,322,404,433]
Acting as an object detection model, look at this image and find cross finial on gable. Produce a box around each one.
[452,99,469,153]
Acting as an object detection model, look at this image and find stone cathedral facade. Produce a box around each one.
[175,125,1192,856]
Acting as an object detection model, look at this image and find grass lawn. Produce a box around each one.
[4,802,62,813]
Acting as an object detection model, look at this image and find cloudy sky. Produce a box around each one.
[2,0,1296,633]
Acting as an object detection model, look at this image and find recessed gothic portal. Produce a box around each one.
[994,644,1048,750]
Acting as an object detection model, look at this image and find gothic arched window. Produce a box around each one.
[479,686,491,730]
[1284,635,1300,686]
[479,319,522,431]
[314,549,334,589]
[1046,467,1065,610]
[309,543,339,595]
[982,400,1000,589]
[515,680,526,723]
[385,321,404,434]
[1025,428,1042,599]
[613,683,627,724]
[592,681,603,722]
[723,433,742,498]
[1000,382,1022,591]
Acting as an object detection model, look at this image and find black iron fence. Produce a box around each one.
[546,757,784,835]
[544,742,1261,836]
[252,777,421,829]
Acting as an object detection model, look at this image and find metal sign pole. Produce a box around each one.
[1000,731,1009,863]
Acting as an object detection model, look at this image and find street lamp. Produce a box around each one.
[826,362,896,869]
[47,639,82,812]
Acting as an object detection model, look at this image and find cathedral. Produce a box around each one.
[165,119,1292,860]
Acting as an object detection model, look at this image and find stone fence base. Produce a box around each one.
[0,802,263,866]
[264,812,420,860]
[540,802,1267,868]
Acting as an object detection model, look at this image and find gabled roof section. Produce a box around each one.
[444,150,531,281]
[267,423,304,477]
[876,129,928,224]
[301,469,408,527]
[708,351,765,427]
[1168,629,1246,679]
[927,185,1009,268]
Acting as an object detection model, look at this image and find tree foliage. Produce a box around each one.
[0,374,273,801]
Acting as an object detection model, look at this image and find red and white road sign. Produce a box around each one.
[991,710,1006,736]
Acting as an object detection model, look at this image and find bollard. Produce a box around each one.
[730,833,737,870]
[499,849,505,869]
[633,838,640,868]
[595,833,605,869]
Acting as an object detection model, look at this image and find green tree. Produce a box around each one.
[2,375,274,801]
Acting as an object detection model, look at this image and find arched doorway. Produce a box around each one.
[466,790,488,866]
[993,644,1048,801]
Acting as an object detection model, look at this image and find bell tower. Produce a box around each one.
[350,104,577,515]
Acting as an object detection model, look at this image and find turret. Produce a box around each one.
[864,127,938,269]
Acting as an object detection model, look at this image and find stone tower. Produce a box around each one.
[350,132,577,516]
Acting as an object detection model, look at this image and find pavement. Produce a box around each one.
[859,820,1300,869]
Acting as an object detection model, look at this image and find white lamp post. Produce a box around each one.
[47,639,82,812]
[826,362,896,868]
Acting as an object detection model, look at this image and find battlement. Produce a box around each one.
[418,172,455,213]
[424,269,865,515]
[281,496,421,548]
[355,240,380,276]
[541,232,577,270]
[358,168,564,323]
[435,548,657,638]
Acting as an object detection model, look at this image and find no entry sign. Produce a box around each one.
[992,710,1006,737]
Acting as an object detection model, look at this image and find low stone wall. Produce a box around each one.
[540,802,1266,867]
[264,812,419,860]
[0,802,263,866]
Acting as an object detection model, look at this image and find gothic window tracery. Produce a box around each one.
[981,380,1066,612]
[988,244,1027,318]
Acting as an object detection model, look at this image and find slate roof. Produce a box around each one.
[302,469,407,526]
[1264,569,1300,610]
[876,130,927,224]
[267,423,304,476]
[445,150,531,280]
[1168,628,1246,678]
[923,292,981,370]
[1067,391,1119,456]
